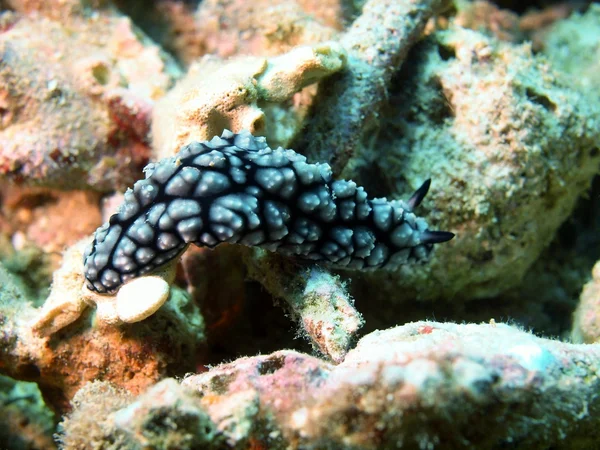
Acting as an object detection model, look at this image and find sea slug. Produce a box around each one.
[84,130,454,293]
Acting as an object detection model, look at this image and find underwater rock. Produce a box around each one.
[346,24,600,302]
[0,6,179,190]
[151,42,346,159]
[59,322,600,449]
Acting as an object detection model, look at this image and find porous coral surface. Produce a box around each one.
[152,42,346,159]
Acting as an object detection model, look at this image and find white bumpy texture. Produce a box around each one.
[84,130,453,293]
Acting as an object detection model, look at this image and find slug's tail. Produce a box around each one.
[421,230,455,245]
[406,179,455,246]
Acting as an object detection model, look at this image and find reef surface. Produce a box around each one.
[1,0,600,449]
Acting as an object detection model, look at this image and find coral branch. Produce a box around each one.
[298,0,451,176]
[244,249,363,363]
[572,261,600,343]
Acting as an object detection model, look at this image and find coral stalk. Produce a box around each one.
[298,0,451,176]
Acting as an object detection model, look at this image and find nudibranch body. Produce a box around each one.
[84,130,454,293]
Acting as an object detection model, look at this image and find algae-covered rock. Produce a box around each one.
[347,25,600,302]
[542,4,600,93]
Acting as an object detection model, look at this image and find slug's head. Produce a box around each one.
[83,157,191,294]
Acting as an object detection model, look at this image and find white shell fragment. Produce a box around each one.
[115,276,170,323]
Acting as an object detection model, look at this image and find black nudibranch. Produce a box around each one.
[84,130,454,293]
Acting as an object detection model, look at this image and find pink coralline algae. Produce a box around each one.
[58,322,600,449]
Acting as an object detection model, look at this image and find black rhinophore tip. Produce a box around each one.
[407,179,431,210]
[421,230,455,245]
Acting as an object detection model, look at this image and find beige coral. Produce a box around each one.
[152,41,346,159]
[31,239,178,336]
[0,253,205,413]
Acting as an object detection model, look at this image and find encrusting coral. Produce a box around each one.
[58,322,600,449]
